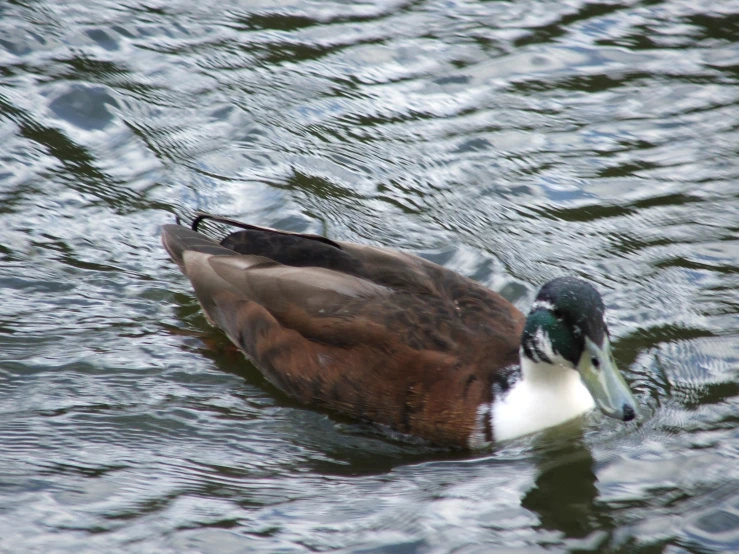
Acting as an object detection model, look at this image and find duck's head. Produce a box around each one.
[521,276,638,422]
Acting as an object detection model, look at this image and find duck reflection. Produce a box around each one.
[522,430,604,539]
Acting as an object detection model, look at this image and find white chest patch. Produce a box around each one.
[490,362,596,442]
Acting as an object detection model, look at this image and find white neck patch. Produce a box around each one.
[488,352,595,442]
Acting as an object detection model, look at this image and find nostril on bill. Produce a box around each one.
[622,404,636,421]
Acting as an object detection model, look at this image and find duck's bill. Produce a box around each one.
[578,336,638,422]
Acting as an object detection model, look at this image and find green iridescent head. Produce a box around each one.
[522,277,637,422]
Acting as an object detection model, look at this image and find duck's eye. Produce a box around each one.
[552,308,563,320]
[592,356,601,369]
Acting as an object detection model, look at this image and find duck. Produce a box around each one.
[162,212,638,449]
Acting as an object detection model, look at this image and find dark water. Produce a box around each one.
[1,0,738,552]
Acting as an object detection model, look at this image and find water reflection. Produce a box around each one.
[523,435,601,540]
[49,84,118,130]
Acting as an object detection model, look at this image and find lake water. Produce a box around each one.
[1,0,738,552]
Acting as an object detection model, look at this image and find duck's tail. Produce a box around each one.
[161,223,236,274]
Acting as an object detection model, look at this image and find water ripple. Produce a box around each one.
[0,0,738,552]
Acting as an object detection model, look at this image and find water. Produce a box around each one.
[1,0,738,552]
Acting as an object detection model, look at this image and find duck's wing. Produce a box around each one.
[163,224,395,336]
[162,222,523,447]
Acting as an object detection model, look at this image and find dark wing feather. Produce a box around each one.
[162,222,524,447]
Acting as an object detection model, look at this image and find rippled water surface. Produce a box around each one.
[1,0,739,552]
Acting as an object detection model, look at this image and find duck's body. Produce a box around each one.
[162,213,636,448]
